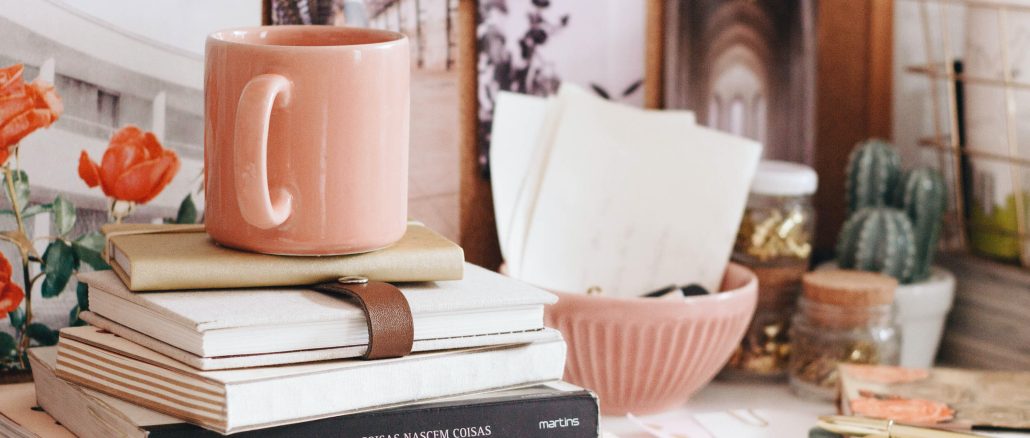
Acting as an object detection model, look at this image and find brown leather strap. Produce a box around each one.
[313,279,413,359]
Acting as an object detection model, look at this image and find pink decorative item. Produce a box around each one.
[544,263,758,415]
[205,26,410,255]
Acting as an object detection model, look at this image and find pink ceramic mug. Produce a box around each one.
[205,26,409,255]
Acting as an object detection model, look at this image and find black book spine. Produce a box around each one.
[147,391,599,438]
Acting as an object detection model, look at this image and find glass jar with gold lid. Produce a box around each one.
[723,161,817,379]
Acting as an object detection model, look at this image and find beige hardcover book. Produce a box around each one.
[102,222,464,291]
[55,326,567,434]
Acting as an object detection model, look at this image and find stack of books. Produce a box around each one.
[24,222,599,437]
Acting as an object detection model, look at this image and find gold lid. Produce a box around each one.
[801,269,896,306]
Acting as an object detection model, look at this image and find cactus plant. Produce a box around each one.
[894,167,947,282]
[837,139,949,284]
[845,139,902,214]
[837,207,917,282]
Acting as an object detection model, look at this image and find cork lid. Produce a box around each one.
[801,270,896,306]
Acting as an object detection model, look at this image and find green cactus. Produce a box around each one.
[845,139,902,214]
[893,167,947,282]
[837,207,917,283]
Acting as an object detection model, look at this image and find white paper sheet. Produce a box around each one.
[489,92,551,266]
[504,90,572,277]
[514,84,760,295]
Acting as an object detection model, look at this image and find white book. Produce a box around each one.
[77,310,559,370]
[55,326,567,434]
[78,263,556,361]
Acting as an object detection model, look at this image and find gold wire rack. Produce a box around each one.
[906,0,1030,268]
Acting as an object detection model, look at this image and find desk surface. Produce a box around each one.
[600,379,832,437]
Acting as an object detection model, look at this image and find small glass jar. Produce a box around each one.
[788,270,901,401]
[723,161,817,379]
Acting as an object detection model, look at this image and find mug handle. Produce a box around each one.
[234,74,293,229]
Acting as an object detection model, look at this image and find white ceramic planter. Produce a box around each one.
[817,263,956,368]
[893,267,955,368]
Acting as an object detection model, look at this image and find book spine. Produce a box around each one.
[148,392,599,438]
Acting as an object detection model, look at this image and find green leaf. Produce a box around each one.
[176,195,198,224]
[74,231,105,252]
[0,332,15,359]
[52,196,76,236]
[8,307,24,330]
[26,322,58,346]
[69,305,85,327]
[73,232,109,271]
[76,281,89,311]
[21,203,51,219]
[42,240,77,297]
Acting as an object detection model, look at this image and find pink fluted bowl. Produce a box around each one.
[543,263,758,415]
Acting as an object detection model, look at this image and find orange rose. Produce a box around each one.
[0,64,63,162]
[850,396,955,425]
[78,125,180,204]
[0,252,24,319]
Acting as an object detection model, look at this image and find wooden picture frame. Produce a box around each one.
[457,0,666,269]
[458,0,894,268]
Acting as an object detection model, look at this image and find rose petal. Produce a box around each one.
[111,150,180,203]
[140,131,163,160]
[100,125,149,193]
[0,64,23,91]
[0,282,24,314]
[78,150,103,189]
[0,95,33,124]
[109,125,143,146]
[0,251,12,279]
[29,79,62,120]
[0,109,52,150]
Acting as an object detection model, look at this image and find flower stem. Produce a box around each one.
[2,159,34,368]
[109,199,135,223]
[3,166,25,234]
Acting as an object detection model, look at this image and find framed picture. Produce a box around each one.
[458,0,893,268]
[0,0,258,379]
[457,0,664,267]
[473,0,653,177]
[663,0,816,165]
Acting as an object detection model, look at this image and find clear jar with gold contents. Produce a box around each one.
[789,270,901,401]
[723,161,816,379]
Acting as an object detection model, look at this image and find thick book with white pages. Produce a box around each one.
[78,310,558,370]
[32,347,596,438]
[55,326,567,434]
[77,263,556,361]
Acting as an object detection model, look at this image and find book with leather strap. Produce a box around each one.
[77,263,558,368]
